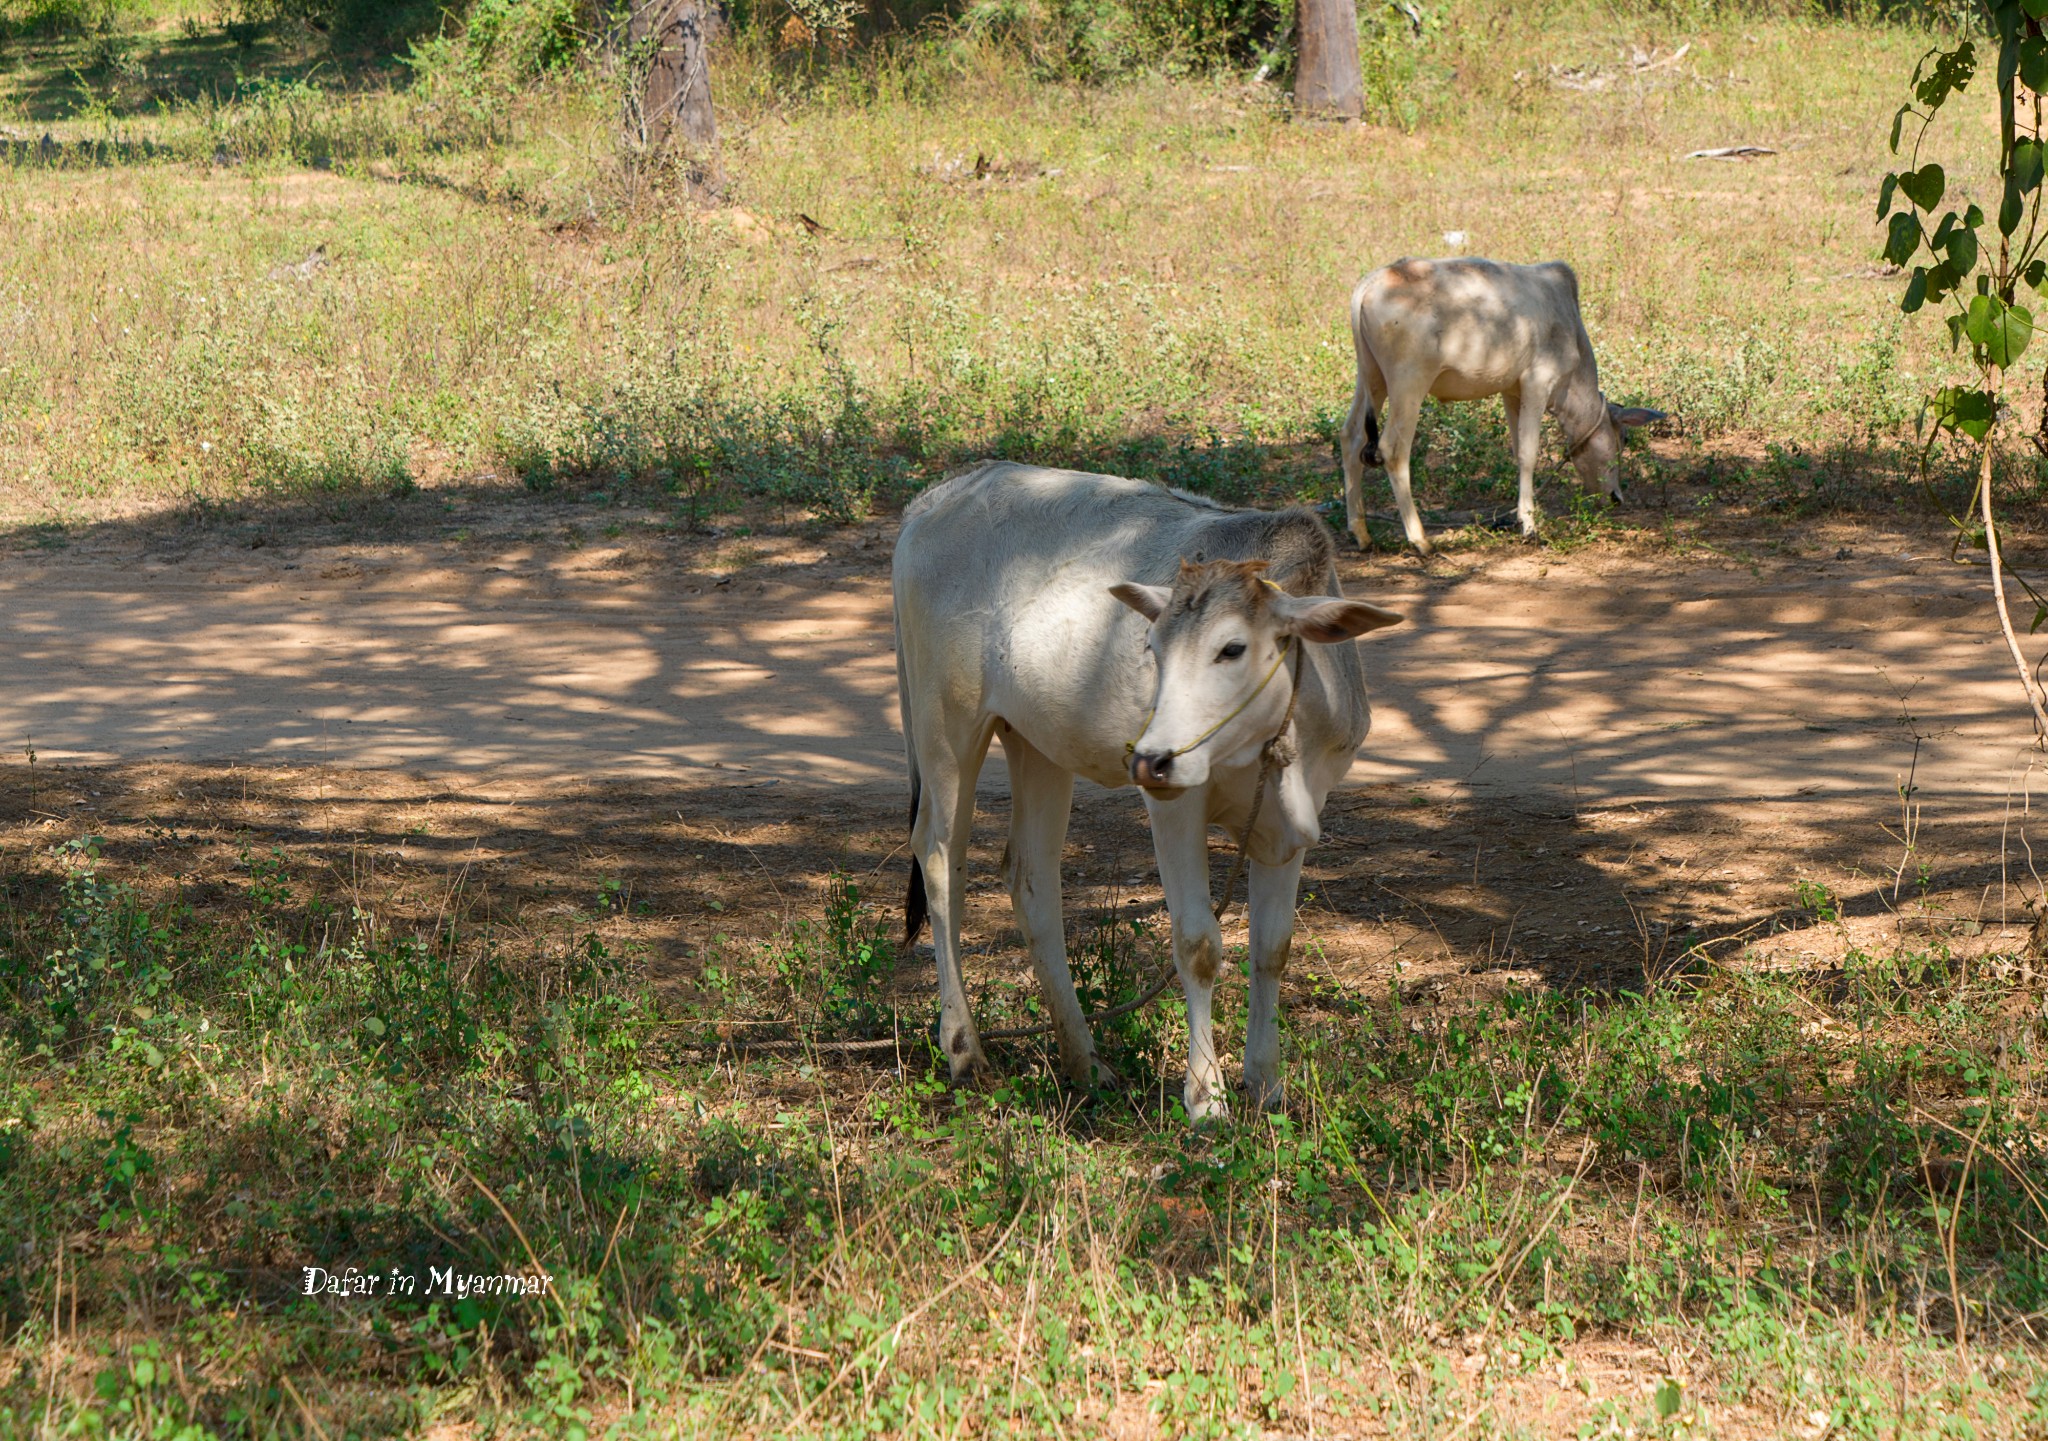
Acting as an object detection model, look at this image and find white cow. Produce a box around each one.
[1339,257,1665,554]
[894,461,1403,1119]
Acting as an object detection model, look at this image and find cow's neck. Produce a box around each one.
[1551,355,1607,453]
[1238,756,1320,865]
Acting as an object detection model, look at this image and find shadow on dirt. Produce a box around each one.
[0,757,2025,1047]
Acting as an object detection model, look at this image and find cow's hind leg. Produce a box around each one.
[912,714,997,1082]
[1504,387,1544,537]
[999,730,1103,1087]
[1379,380,1433,555]
[1340,343,1389,551]
[1147,789,1228,1121]
[1242,852,1305,1113]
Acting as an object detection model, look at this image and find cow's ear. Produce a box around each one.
[1110,582,1172,621]
[1271,593,1404,643]
[1608,404,1667,429]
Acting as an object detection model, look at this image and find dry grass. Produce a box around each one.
[0,3,2006,539]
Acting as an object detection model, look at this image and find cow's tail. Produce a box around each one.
[898,609,930,947]
[1346,286,1384,470]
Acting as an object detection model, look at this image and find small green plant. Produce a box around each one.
[1881,2,2048,738]
[1066,909,1165,1070]
[1796,877,1842,924]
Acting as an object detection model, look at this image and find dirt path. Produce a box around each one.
[1,525,2037,810]
[5,516,2044,1004]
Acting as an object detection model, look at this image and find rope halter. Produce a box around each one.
[1564,404,1613,462]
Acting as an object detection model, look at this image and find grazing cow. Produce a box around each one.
[895,461,1403,1119]
[1338,257,1666,554]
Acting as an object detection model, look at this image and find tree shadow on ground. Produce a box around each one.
[0,757,2029,1048]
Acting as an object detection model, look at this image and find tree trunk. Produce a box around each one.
[627,0,722,184]
[1295,0,1363,120]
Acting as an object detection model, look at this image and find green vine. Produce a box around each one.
[1883,0,2048,740]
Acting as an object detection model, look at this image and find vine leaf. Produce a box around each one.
[1899,162,1946,210]
[1933,385,1998,440]
[2018,138,2047,194]
[1966,294,2035,366]
[1946,222,1979,275]
[2024,34,2048,89]
[1903,267,1930,313]
[1884,211,1922,267]
[1914,41,1976,109]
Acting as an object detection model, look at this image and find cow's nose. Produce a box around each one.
[1131,751,1175,787]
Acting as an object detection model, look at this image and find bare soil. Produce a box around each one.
[3,501,2042,1026]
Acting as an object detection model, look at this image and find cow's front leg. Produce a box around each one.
[1243,851,1305,1112]
[1148,790,1228,1121]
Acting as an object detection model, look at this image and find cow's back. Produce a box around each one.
[1353,257,1587,390]
[895,462,1208,655]
[894,463,1367,786]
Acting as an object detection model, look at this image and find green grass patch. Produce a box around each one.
[4,838,2046,1435]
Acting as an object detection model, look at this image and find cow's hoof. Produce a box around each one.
[1183,1082,1230,1125]
[1053,1056,1119,1098]
[1242,1075,1286,1114]
[942,1044,994,1089]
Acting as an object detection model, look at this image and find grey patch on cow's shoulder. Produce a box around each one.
[1163,485,1230,511]
[904,458,1007,521]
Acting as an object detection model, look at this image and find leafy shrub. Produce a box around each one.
[954,0,1284,77]
[274,0,449,49]
[405,0,590,84]
[461,0,587,73]
[1655,323,1784,440]
[0,0,106,40]
[772,874,902,1039]
[3,839,169,1057]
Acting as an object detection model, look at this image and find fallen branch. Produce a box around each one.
[1684,145,1777,160]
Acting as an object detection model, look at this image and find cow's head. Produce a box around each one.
[1110,559,1401,794]
[1571,402,1668,503]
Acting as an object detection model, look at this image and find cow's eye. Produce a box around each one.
[1216,641,1247,662]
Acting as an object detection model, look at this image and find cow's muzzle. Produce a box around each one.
[1131,750,1176,788]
